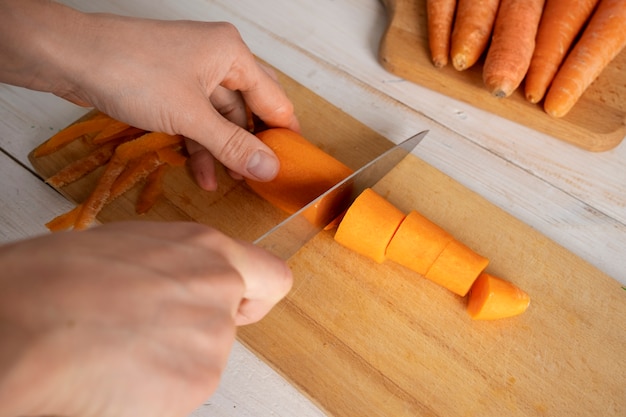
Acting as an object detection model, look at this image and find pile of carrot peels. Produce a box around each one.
[33,112,188,231]
[426,0,626,117]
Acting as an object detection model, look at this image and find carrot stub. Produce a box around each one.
[386,210,454,276]
[544,0,626,117]
[450,0,500,71]
[524,0,599,104]
[467,272,530,320]
[334,188,405,263]
[482,0,545,97]
[245,128,353,215]
[425,239,489,296]
[426,0,458,68]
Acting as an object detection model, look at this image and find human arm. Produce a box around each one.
[0,221,293,417]
[0,0,300,189]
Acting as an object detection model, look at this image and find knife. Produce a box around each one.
[254,130,428,260]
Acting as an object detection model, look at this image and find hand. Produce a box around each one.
[0,221,293,417]
[0,0,300,189]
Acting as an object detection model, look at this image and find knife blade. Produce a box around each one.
[254,130,428,260]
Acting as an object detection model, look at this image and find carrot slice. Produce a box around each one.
[45,205,82,232]
[467,273,530,320]
[136,164,168,215]
[114,132,184,162]
[482,0,545,97]
[450,0,500,71]
[46,140,120,188]
[426,0,457,68]
[386,210,454,276]
[334,188,406,263]
[544,0,626,117]
[32,115,115,157]
[245,128,353,215]
[525,0,599,104]
[425,239,489,296]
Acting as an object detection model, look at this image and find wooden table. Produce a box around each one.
[2,1,625,416]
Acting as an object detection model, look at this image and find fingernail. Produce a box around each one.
[247,151,279,180]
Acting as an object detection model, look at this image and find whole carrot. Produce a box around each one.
[450,0,501,71]
[544,0,626,118]
[525,0,599,104]
[426,0,457,68]
[482,0,545,97]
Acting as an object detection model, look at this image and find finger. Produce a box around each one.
[209,86,248,129]
[184,138,218,191]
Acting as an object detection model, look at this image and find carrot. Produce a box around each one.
[386,210,454,276]
[425,239,489,296]
[92,126,145,145]
[45,205,82,232]
[73,157,126,230]
[245,128,353,215]
[32,115,115,157]
[136,164,168,215]
[156,146,187,167]
[544,0,626,117]
[525,0,599,104]
[109,152,162,201]
[46,140,120,188]
[482,0,545,97]
[467,272,530,320]
[426,0,458,68]
[450,0,500,71]
[334,188,406,263]
[114,132,184,162]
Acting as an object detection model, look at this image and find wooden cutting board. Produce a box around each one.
[30,70,625,417]
[378,0,626,152]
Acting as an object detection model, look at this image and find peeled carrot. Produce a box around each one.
[483,0,545,97]
[386,210,453,276]
[32,115,114,157]
[425,239,489,296]
[136,164,168,215]
[467,272,530,320]
[450,0,500,71]
[544,0,626,117]
[334,188,405,263]
[426,0,457,68]
[46,140,120,188]
[245,128,353,215]
[525,0,599,104]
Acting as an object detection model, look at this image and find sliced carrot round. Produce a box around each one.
[467,273,530,320]
[334,188,405,263]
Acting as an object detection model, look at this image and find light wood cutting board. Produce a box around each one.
[378,0,626,152]
[30,69,626,417]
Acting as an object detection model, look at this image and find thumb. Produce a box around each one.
[182,106,280,181]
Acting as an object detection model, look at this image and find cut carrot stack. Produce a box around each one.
[245,128,353,215]
[467,273,530,320]
[334,188,405,263]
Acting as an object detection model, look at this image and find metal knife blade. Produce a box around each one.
[254,130,428,260]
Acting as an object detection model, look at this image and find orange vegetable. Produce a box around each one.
[426,0,457,68]
[525,0,599,104]
[334,188,405,263]
[450,0,500,71]
[46,140,120,188]
[386,210,454,276]
[136,164,168,215]
[425,239,489,296]
[32,115,114,157]
[467,272,530,320]
[109,152,162,201]
[245,128,353,215]
[156,146,188,167]
[544,0,626,117]
[114,132,183,162]
[482,0,545,97]
[45,205,82,232]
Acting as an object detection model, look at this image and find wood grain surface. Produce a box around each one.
[30,69,626,417]
[378,0,626,151]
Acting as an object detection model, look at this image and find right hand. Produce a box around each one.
[0,221,293,417]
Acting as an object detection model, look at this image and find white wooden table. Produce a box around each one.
[1,1,624,416]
